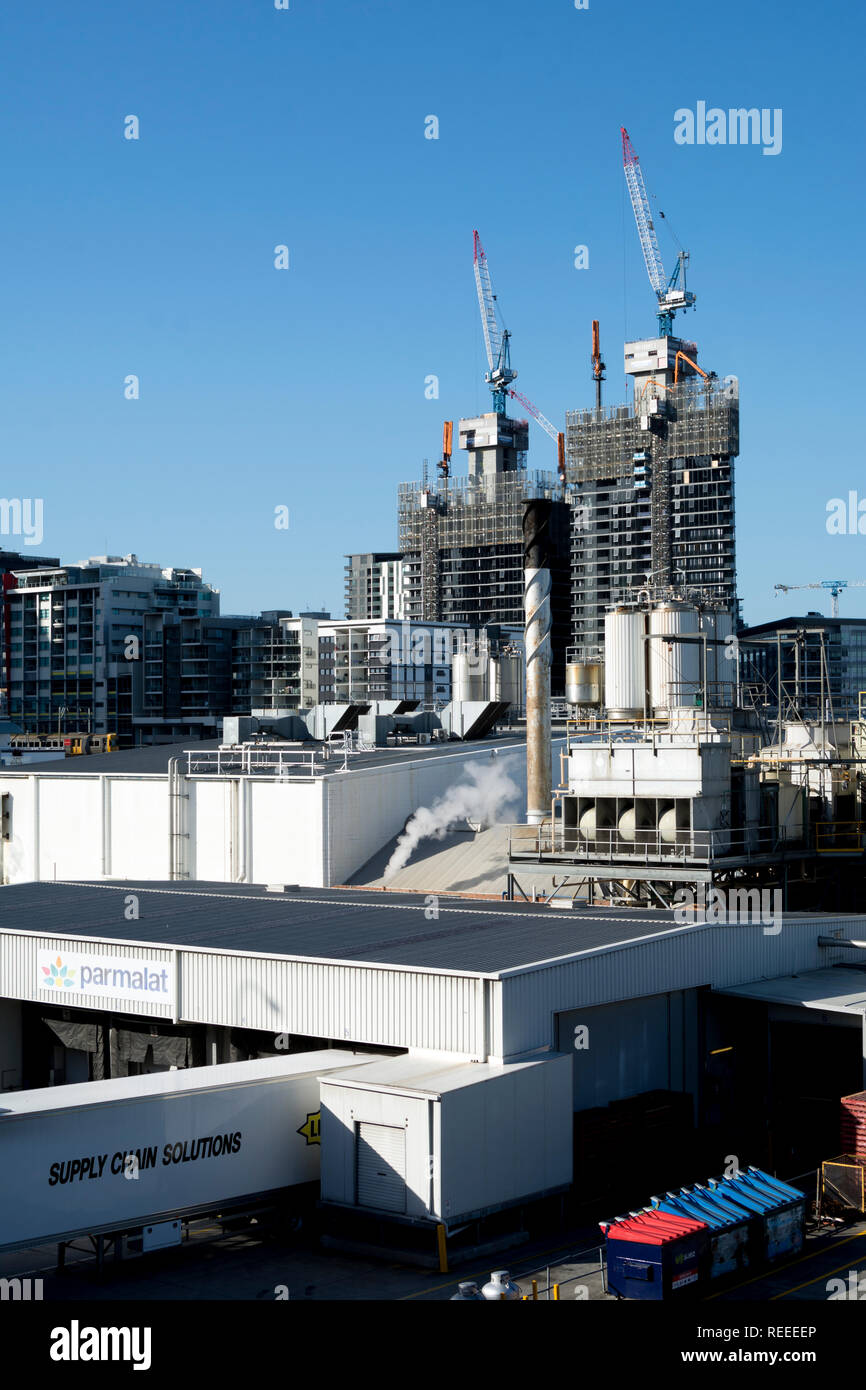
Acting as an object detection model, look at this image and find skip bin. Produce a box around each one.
[652,1186,750,1279]
[707,1167,806,1262]
[601,1209,708,1300]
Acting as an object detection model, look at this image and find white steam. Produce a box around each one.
[383,756,520,883]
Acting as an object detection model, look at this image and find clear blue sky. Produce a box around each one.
[1,0,863,624]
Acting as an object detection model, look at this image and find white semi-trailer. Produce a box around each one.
[0,1050,365,1255]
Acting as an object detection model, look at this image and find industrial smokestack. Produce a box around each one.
[523,498,553,825]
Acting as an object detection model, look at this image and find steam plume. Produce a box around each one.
[382,755,520,883]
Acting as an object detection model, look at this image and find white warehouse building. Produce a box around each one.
[0,735,552,890]
[1,880,865,1233]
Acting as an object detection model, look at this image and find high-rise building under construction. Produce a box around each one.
[566,334,740,658]
[397,411,572,691]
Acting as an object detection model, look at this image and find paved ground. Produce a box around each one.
[4,1214,863,1302]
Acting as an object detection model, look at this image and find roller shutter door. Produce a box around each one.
[356,1123,406,1212]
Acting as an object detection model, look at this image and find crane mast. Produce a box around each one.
[473,230,516,413]
[471,231,563,477]
[775,579,866,619]
[621,127,696,336]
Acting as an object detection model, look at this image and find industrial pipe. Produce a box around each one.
[523,498,553,825]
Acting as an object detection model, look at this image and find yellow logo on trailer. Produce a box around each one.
[297,1112,320,1145]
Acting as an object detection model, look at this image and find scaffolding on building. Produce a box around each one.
[565,376,739,482]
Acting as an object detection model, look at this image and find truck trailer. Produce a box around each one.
[0,1050,365,1256]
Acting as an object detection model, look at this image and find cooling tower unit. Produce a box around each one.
[604,609,646,719]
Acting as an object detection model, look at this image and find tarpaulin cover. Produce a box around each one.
[43,1017,100,1053]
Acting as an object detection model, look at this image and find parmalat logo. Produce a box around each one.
[41,956,76,989]
[37,948,173,1005]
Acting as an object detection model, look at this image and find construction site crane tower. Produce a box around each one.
[774,579,866,619]
[621,127,696,336]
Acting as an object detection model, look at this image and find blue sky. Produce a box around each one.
[1,0,863,623]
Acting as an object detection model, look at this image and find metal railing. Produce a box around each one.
[564,715,759,760]
[815,822,866,855]
[506,1243,607,1301]
[508,821,791,866]
[183,733,379,777]
[185,746,323,777]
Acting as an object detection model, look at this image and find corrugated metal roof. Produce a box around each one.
[718,967,866,1015]
[2,734,530,778]
[0,880,691,975]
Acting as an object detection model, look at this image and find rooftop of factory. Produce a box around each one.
[3,881,864,977]
[0,880,704,974]
[1,732,530,778]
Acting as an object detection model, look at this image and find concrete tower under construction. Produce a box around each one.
[567,335,740,659]
[398,412,572,691]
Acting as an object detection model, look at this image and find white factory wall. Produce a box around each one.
[0,741,563,889]
[179,950,487,1055]
[554,990,700,1111]
[495,918,866,1059]
[108,780,169,879]
[322,743,561,887]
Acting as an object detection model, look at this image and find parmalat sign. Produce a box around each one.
[37,949,174,1008]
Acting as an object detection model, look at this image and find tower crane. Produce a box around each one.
[472,230,565,481]
[774,579,866,619]
[621,127,696,336]
[473,230,517,414]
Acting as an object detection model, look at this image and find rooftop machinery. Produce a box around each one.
[508,587,866,912]
[472,230,566,486]
[621,127,696,336]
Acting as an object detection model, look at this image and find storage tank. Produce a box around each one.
[481,1270,522,1301]
[649,602,701,711]
[700,608,733,700]
[490,652,523,708]
[566,662,604,706]
[451,650,489,703]
[603,609,646,718]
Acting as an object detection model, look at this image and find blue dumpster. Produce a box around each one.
[601,1209,708,1300]
[707,1167,807,1261]
[651,1186,751,1279]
